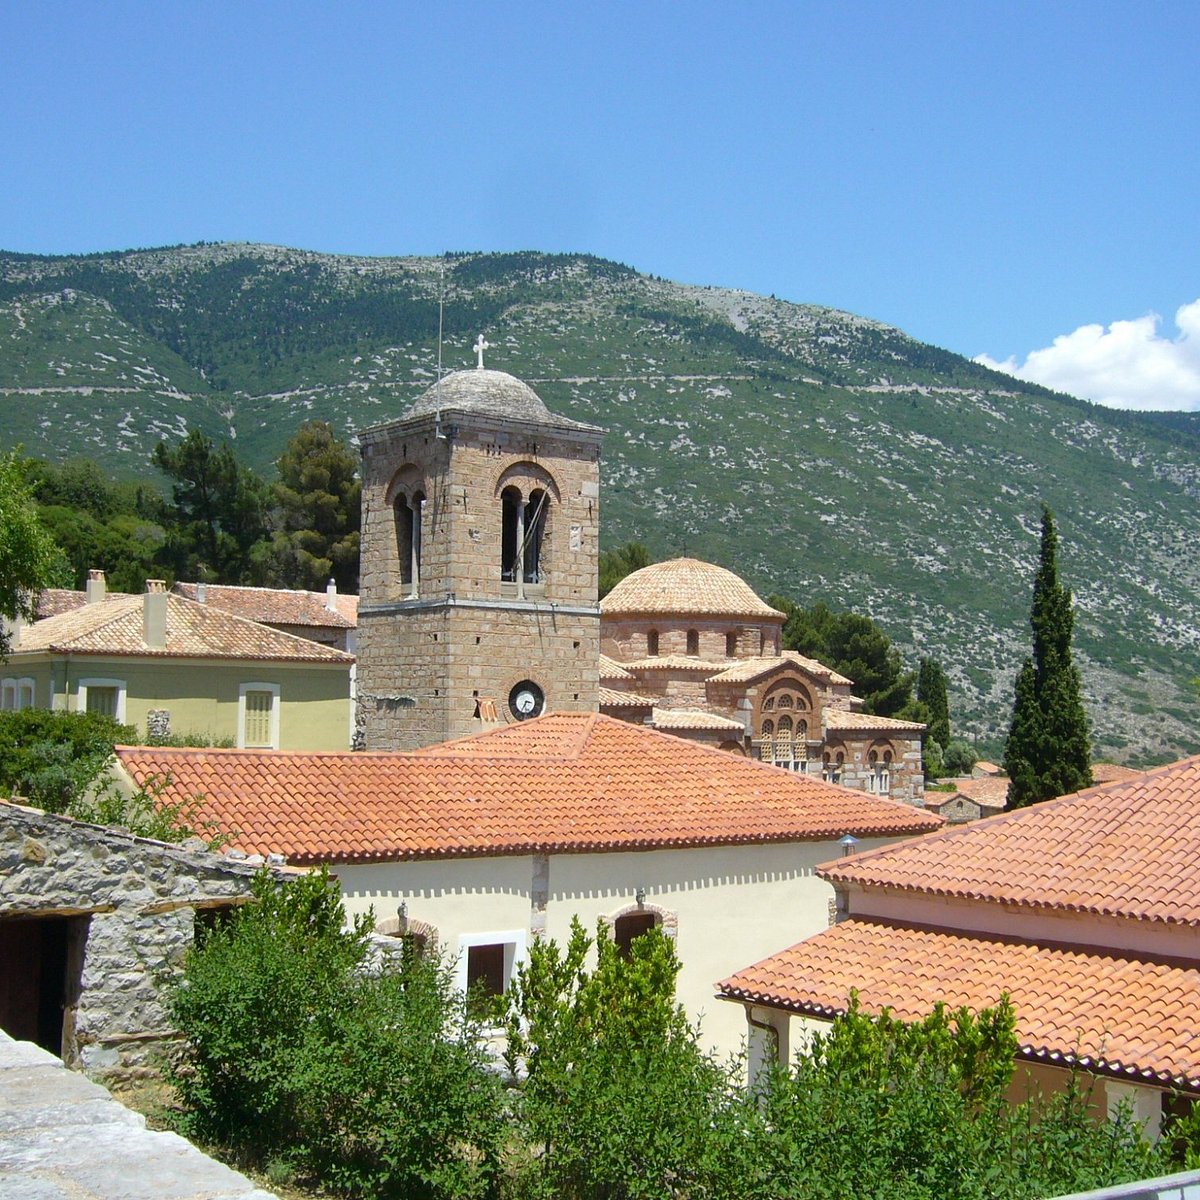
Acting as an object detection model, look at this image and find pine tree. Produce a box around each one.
[1004,506,1092,808]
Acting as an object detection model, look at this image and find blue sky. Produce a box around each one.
[4,2,1198,409]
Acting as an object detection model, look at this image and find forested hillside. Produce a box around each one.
[3,243,1199,762]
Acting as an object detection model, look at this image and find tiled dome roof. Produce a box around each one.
[601,558,785,620]
[405,369,555,423]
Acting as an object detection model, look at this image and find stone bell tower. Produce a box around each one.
[356,356,603,750]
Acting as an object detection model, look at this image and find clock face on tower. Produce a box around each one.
[509,680,545,721]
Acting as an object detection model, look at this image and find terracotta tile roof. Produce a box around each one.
[973,760,1003,776]
[621,654,729,672]
[651,708,745,732]
[821,754,1200,926]
[598,687,655,708]
[940,776,1010,808]
[35,588,133,618]
[717,917,1200,1090]
[825,709,926,733]
[1091,762,1144,785]
[17,593,353,663]
[598,654,634,681]
[601,558,785,620]
[115,713,941,865]
[707,651,853,688]
[171,582,358,629]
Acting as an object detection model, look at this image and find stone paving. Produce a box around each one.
[0,1031,277,1200]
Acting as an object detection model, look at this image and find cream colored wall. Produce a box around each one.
[847,883,1200,961]
[335,837,901,1059]
[29,653,350,750]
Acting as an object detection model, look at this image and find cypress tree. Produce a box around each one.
[1004,506,1092,808]
[917,658,951,751]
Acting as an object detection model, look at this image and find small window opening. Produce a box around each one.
[614,911,659,958]
[686,629,699,656]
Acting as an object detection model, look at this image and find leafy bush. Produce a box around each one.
[505,919,751,1200]
[748,994,1161,1200]
[0,709,133,811]
[169,868,504,1200]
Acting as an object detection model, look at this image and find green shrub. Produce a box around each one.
[168,868,504,1200]
[0,709,133,811]
[505,919,752,1200]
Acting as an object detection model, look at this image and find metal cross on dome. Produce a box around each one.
[473,334,491,369]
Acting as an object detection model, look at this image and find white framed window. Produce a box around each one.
[456,929,527,1015]
[16,678,35,710]
[238,682,281,749]
[78,678,127,722]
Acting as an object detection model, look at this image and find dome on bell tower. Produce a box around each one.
[405,368,557,424]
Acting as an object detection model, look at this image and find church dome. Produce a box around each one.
[601,558,785,620]
[405,369,556,424]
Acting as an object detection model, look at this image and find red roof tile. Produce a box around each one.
[115,713,940,865]
[718,917,1200,1090]
[18,593,353,663]
[821,754,1200,926]
[171,582,358,628]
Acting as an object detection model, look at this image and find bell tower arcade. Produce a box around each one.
[355,365,603,750]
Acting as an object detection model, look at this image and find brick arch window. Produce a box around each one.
[777,694,793,709]
[864,745,895,794]
[725,630,738,657]
[823,749,845,785]
[606,901,678,959]
[647,629,660,656]
[762,696,775,711]
[759,718,775,761]
[686,629,700,656]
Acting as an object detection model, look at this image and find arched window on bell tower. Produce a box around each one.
[525,488,548,584]
[394,490,424,597]
[501,486,522,584]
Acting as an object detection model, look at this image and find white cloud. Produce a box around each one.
[974,300,1200,412]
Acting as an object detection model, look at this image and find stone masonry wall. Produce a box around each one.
[357,407,602,750]
[0,802,261,1079]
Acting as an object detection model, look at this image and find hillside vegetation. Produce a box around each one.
[3,243,1199,762]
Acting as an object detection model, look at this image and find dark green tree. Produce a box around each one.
[1004,506,1092,808]
[25,457,168,592]
[266,421,361,593]
[0,453,64,655]
[770,597,917,717]
[152,430,270,583]
[598,540,652,598]
[917,657,951,775]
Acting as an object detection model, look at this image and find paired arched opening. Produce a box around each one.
[496,463,559,597]
[388,465,427,600]
[867,746,894,795]
[822,749,846,785]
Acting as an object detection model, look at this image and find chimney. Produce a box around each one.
[325,578,337,612]
[196,581,207,604]
[85,569,107,605]
[143,579,168,650]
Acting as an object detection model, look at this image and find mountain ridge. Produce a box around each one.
[2,242,1198,764]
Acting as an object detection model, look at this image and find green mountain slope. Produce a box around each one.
[2,243,1198,764]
